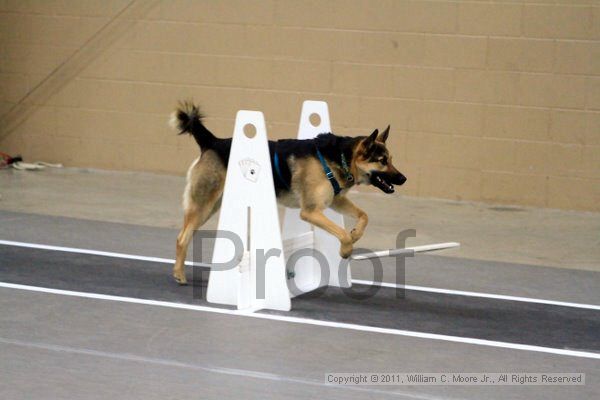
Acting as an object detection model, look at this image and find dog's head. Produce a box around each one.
[352,126,406,194]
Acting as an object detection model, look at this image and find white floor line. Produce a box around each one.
[1,282,599,360]
[351,280,600,311]
[2,239,599,311]
[0,239,209,267]
[0,337,439,399]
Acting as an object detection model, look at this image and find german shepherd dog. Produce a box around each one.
[171,101,406,284]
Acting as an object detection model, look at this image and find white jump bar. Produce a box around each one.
[351,242,460,261]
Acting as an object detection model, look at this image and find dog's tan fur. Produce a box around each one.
[171,104,404,284]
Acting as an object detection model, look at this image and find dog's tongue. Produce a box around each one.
[370,172,394,194]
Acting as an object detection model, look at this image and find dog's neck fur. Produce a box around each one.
[315,134,363,189]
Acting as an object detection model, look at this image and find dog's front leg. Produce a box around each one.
[331,195,368,244]
[300,208,353,258]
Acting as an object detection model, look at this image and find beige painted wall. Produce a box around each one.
[0,0,599,211]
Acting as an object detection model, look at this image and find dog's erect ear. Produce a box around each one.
[377,125,390,143]
[364,129,379,150]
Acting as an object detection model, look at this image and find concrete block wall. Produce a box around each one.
[0,0,599,211]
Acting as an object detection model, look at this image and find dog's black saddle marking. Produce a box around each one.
[273,152,290,190]
[206,133,360,195]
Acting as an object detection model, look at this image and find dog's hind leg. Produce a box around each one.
[173,207,204,284]
[331,195,368,244]
[173,193,222,284]
[173,153,225,285]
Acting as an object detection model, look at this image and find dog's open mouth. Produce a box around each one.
[369,171,395,194]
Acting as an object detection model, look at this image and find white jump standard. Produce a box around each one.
[206,101,460,312]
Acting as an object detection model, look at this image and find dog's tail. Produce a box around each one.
[169,101,216,149]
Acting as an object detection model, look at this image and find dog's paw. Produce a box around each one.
[339,242,353,259]
[173,268,188,286]
[350,228,363,244]
[174,276,188,286]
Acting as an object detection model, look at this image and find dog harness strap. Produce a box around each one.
[316,149,342,196]
[273,152,290,190]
